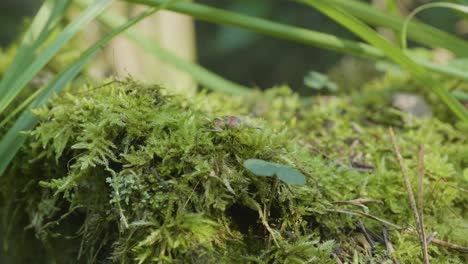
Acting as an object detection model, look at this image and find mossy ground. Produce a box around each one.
[0,48,467,263]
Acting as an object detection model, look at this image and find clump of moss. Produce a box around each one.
[1,80,336,263]
[198,77,468,262]
[1,76,467,263]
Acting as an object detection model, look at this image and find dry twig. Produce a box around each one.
[426,232,437,244]
[328,208,468,254]
[383,224,400,264]
[357,220,375,256]
[330,207,468,254]
[431,239,468,254]
[417,147,429,263]
[326,208,402,229]
[389,127,429,263]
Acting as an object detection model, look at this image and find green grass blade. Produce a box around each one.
[0,87,43,128]
[299,0,468,122]
[126,0,384,59]
[0,0,71,96]
[401,2,468,50]
[0,7,159,176]
[126,0,468,84]
[326,0,468,57]
[78,0,250,95]
[414,58,468,82]
[0,0,113,116]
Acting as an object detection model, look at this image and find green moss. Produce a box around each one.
[1,76,466,263]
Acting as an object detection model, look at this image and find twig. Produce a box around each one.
[257,204,279,247]
[326,208,402,230]
[418,146,429,264]
[38,205,82,231]
[389,128,428,263]
[332,198,383,211]
[332,201,368,211]
[332,198,383,205]
[431,239,468,254]
[357,220,375,253]
[328,208,468,254]
[426,232,437,244]
[181,180,201,211]
[383,224,400,264]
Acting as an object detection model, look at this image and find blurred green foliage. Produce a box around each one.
[195,0,348,92]
[1,0,466,92]
[195,0,467,92]
[0,0,41,45]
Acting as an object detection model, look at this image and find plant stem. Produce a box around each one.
[389,128,429,263]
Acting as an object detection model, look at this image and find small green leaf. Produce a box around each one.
[243,159,306,185]
[304,71,338,92]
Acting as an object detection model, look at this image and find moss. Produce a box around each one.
[1,76,467,263]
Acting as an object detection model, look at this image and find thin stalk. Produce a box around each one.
[389,128,429,263]
[401,2,468,50]
[417,147,429,264]
[327,0,468,57]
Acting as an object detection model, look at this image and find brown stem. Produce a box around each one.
[418,146,429,264]
[389,127,428,263]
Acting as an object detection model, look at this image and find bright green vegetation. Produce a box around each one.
[2,0,468,177]
[1,72,466,262]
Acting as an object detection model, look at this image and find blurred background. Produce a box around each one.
[1,0,467,94]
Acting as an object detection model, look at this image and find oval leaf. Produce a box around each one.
[243,159,306,185]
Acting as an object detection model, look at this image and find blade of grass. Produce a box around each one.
[433,1,468,20]
[126,0,468,84]
[127,0,384,59]
[0,87,43,128]
[401,2,468,50]
[0,0,113,116]
[1,0,181,127]
[0,6,163,176]
[0,0,71,96]
[327,0,468,57]
[299,0,468,121]
[77,0,250,95]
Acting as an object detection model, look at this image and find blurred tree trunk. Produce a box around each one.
[89,2,197,95]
